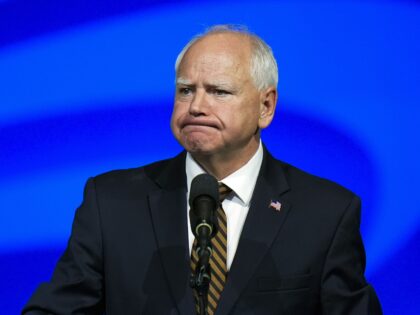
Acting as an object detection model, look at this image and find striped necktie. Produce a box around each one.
[191,182,232,315]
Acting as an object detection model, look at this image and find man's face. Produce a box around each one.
[171,33,272,159]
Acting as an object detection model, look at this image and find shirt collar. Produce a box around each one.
[186,141,264,207]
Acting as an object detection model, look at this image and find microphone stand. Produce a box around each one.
[190,241,212,315]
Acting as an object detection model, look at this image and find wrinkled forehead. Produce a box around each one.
[177,33,253,79]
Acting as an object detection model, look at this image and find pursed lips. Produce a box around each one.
[181,118,220,130]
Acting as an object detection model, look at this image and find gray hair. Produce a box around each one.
[174,24,278,91]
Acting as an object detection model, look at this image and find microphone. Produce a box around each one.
[189,173,219,315]
[189,173,219,262]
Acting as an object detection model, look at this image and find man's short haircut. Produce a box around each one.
[175,24,278,91]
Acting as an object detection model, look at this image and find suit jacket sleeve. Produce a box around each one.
[321,195,382,315]
[22,178,105,314]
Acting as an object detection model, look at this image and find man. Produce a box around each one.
[23,25,382,314]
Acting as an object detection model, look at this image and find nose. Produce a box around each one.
[189,88,207,117]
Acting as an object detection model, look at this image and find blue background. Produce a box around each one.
[0,0,419,313]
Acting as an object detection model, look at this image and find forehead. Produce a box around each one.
[177,33,252,81]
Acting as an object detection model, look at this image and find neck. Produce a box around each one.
[191,138,260,180]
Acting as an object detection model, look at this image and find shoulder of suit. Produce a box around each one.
[272,156,357,203]
[88,152,184,192]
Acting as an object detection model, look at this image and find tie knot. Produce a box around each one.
[218,182,232,202]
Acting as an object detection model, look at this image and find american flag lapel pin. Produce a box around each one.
[269,200,282,212]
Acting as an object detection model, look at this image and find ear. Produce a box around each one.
[258,87,277,129]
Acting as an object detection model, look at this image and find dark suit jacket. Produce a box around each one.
[23,148,382,315]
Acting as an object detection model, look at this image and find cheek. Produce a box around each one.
[232,106,259,127]
[171,103,184,125]
[170,106,182,135]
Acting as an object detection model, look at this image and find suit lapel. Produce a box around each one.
[216,149,292,315]
[146,152,196,315]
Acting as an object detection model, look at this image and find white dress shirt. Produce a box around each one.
[185,142,263,270]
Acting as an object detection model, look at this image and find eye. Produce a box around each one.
[178,87,193,96]
[212,89,230,96]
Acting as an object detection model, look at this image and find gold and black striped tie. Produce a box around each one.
[191,182,232,315]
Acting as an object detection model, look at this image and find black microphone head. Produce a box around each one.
[189,174,219,238]
[189,174,219,208]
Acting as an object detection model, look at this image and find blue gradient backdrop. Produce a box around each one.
[0,1,419,314]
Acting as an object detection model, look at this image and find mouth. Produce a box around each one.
[180,118,220,130]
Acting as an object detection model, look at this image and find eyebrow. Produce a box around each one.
[176,77,234,89]
[205,82,233,89]
[176,77,192,86]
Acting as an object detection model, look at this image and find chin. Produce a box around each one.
[182,140,217,156]
[177,133,214,153]
[185,144,212,155]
